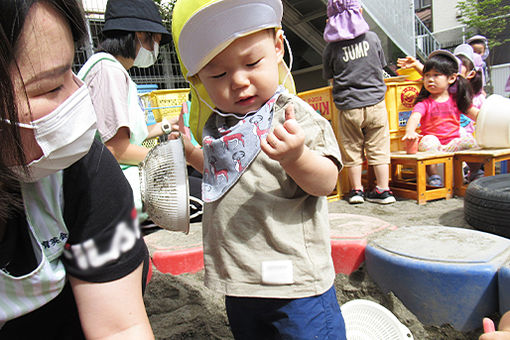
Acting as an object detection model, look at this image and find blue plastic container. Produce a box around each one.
[137,84,158,94]
[499,261,510,315]
[366,226,510,332]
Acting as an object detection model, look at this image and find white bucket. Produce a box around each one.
[475,94,510,148]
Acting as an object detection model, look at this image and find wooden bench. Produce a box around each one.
[453,148,510,197]
[389,151,454,204]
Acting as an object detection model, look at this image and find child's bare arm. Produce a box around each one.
[402,111,422,141]
[397,56,424,75]
[467,106,480,121]
[261,105,339,196]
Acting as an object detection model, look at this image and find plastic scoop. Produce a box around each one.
[483,317,496,333]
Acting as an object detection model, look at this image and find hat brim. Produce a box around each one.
[103,17,172,45]
[177,0,283,76]
[428,49,461,73]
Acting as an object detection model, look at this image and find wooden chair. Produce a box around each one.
[453,148,510,196]
[389,151,454,204]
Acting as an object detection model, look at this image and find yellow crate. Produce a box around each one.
[298,86,341,143]
[384,79,422,133]
[297,86,335,121]
[149,89,190,122]
[390,130,405,152]
[298,86,343,200]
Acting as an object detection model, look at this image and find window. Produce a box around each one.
[415,0,431,11]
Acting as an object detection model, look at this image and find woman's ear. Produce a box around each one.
[275,29,285,64]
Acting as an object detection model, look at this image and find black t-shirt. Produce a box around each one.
[322,31,387,110]
[62,139,146,282]
[1,140,148,338]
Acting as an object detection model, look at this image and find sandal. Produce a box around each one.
[427,175,442,187]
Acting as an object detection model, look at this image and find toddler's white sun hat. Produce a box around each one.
[172,0,296,141]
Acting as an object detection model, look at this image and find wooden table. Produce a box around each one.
[389,151,454,204]
[453,148,510,196]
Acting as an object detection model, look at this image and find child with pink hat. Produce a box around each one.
[322,0,395,205]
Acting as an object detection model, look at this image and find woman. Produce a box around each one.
[0,0,153,338]
[78,0,173,223]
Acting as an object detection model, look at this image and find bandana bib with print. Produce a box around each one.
[201,88,284,202]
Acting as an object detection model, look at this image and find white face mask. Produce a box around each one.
[133,38,159,68]
[10,79,97,182]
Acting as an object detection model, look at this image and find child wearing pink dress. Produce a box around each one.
[403,50,480,186]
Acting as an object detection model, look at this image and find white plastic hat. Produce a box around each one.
[172,0,296,141]
[178,0,283,76]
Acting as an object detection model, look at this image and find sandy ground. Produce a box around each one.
[144,196,494,340]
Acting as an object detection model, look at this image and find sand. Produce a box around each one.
[144,197,496,339]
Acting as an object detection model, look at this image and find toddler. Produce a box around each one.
[467,34,490,88]
[172,0,346,339]
[403,50,480,186]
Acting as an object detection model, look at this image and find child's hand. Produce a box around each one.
[479,316,510,340]
[397,56,418,70]
[402,131,421,141]
[168,120,196,160]
[261,104,305,165]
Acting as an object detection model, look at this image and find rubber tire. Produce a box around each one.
[464,173,510,238]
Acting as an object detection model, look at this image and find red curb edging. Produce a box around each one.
[151,246,204,275]
[331,239,367,275]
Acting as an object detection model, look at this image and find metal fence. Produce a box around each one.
[491,63,510,97]
[415,14,441,60]
[76,0,187,90]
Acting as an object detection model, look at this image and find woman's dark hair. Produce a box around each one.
[98,30,137,59]
[457,54,483,96]
[98,31,156,59]
[0,0,87,218]
[415,53,473,114]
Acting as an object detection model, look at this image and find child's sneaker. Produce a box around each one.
[348,189,364,204]
[366,188,396,204]
[427,174,442,187]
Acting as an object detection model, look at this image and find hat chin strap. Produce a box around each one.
[187,32,294,120]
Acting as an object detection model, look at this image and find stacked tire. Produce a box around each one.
[464,173,510,238]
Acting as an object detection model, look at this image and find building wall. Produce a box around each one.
[431,0,464,49]
[432,0,461,32]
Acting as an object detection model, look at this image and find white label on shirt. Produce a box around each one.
[261,260,293,285]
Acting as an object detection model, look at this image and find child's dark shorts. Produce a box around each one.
[225,285,346,340]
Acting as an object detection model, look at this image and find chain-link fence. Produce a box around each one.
[76,0,187,90]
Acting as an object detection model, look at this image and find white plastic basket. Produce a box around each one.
[340,299,414,340]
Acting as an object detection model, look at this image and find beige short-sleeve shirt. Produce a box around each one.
[202,93,342,298]
[81,57,131,143]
